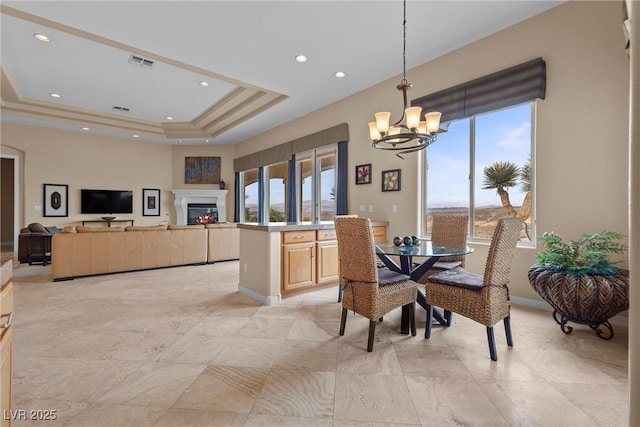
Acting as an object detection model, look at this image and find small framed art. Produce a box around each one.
[142,188,161,216]
[43,183,68,217]
[381,169,401,192]
[355,163,372,185]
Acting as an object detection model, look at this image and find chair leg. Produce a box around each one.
[339,308,348,336]
[367,320,376,352]
[409,303,416,336]
[425,304,434,339]
[444,310,452,327]
[504,316,513,347]
[486,326,498,361]
[337,284,343,302]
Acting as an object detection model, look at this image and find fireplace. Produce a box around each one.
[188,203,218,224]
[172,189,227,225]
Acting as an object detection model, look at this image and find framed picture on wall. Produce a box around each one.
[381,169,401,192]
[355,163,372,185]
[43,183,68,217]
[142,188,161,216]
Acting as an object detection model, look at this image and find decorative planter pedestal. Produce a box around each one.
[528,266,629,340]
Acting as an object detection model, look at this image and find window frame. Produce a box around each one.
[420,101,536,246]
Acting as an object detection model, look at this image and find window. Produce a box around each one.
[296,146,336,222]
[422,103,534,243]
[267,161,288,222]
[240,168,259,222]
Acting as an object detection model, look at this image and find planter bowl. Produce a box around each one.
[528,266,629,339]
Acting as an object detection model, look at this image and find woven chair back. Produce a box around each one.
[335,216,378,284]
[482,217,523,287]
[431,214,468,265]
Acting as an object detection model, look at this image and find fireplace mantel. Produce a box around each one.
[172,189,227,224]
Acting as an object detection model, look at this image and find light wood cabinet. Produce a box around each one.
[281,225,386,294]
[1,261,14,427]
[282,231,315,292]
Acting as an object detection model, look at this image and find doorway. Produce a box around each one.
[0,155,19,260]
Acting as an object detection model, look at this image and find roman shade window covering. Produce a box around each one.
[412,57,546,123]
[233,123,349,172]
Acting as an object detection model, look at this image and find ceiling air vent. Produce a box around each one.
[128,55,154,69]
[112,105,130,113]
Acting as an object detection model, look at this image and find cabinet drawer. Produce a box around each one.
[372,226,387,242]
[283,230,315,244]
[316,229,337,241]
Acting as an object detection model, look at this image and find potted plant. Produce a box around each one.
[528,230,629,339]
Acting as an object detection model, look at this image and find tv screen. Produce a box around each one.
[81,189,133,214]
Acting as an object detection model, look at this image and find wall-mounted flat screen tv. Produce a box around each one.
[81,189,133,214]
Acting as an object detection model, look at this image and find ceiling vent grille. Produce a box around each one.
[112,105,130,112]
[128,55,154,68]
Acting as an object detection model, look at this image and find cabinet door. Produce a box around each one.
[316,240,339,285]
[282,242,315,292]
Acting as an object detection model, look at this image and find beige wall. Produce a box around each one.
[236,1,630,302]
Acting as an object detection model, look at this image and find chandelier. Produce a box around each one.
[368,0,443,159]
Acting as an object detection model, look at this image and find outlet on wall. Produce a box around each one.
[368,205,374,213]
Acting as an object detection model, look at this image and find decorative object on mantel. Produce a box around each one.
[367,0,444,159]
[528,230,629,340]
[43,183,68,217]
[219,179,226,190]
[184,156,221,184]
[142,188,161,216]
[381,169,401,192]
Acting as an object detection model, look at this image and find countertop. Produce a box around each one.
[237,221,389,232]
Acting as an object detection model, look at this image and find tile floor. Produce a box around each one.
[6,260,629,426]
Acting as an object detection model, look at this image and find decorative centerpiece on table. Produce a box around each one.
[527,230,629,339]
[393,236,419,246]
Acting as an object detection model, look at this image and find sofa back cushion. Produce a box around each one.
[125,225,168,231]
[76,226,125,233]
[167,224,205,230]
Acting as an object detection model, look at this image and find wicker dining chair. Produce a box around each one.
[335,215,418,352]
[424,217,523,361]
[417,213,469,283]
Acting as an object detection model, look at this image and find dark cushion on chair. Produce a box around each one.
[378,269,411,286]
[28,223,48,233]
[431,261,462,270]
[429,268,483,291]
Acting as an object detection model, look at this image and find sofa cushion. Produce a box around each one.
[28,223,48,233]
[62,226,77,233]
[125,225,168,231]
[76,226,125,233]
[167,224,205,230]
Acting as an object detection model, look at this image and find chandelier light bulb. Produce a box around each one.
[405,106,422,130]
[375,112,391,134]
[368,122,381,141]
[425,111,442,133]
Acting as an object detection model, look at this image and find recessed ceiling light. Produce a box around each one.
[49,93,61,98]
[166,116,174,120]
[199,81,209,87]
[132,134,140,138]
[81,127,90,131]
[205,139,210,143]
[334,71,346,78]
[295,55,308,63]
[178,140,183,143]
[34,33,50,42]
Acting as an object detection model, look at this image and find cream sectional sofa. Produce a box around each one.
[52,223,239,281]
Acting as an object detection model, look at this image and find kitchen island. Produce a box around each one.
[237,221,388,305]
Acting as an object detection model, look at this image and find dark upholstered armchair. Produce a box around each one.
[18,223,60,265]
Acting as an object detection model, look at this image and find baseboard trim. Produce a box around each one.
[238,284,280,306]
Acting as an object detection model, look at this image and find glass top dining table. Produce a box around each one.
[375,241,473,282]
[375,241,474,334]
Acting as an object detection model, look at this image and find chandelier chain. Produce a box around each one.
[402,0,407,82]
